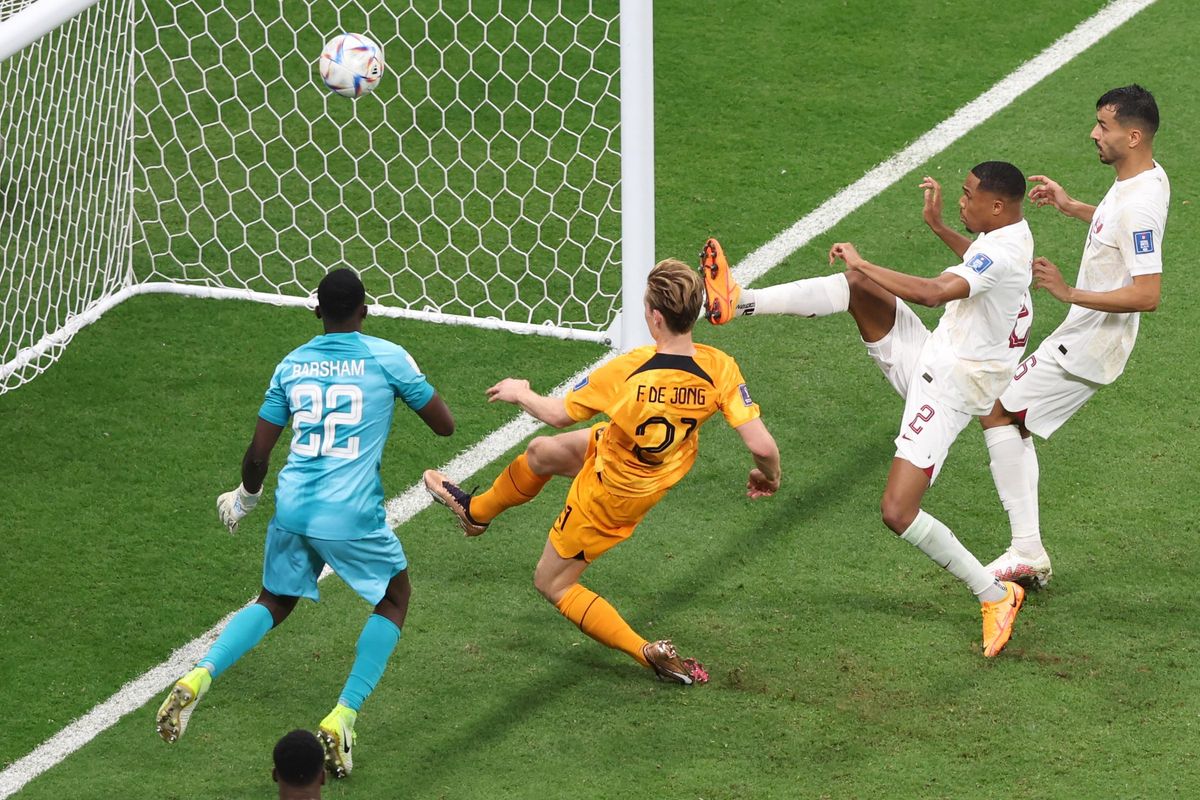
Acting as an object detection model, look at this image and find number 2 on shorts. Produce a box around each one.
[907,404,935,434]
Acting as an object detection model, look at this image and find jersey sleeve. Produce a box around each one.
[1118,200,1165,276]
[258,363,291,426]
[944,247,1005,297]
[718,357,761,428]
[562,356,626,422]
[372,343,436,411]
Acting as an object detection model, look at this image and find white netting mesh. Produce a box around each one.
[2,0,627,393]
[0,0,133,392]
[0,1,38,22]
[132,0,624,333]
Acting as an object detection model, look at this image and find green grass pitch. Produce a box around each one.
[3,1,1200,797]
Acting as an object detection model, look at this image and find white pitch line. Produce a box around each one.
[733,0,1158,288]
[381,364,595,529]
[0,362,593,800]
[0,0,1157,794]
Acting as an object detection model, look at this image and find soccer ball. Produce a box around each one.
[319,33,384,98]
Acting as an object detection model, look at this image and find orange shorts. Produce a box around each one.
[548,424,666,562]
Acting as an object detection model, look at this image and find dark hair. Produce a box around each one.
[317,268,366,323]
[1097,84,1159,135]
[970,161,1025,201]
[273,729,325,787]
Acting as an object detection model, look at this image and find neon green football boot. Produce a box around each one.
[317,704,358,778]
[155,666,212,743]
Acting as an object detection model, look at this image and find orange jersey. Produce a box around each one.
[563,343,760,497]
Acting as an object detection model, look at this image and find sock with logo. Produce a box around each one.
[901,510,1006,603]
[737,274,850,318]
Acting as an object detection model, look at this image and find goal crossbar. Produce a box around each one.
[0,0,101,61]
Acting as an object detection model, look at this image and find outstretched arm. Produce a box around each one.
[829,242,970,308]
[735,418,781,499]
[920,176,972,259]
[1028,175,1096,222]
[486,377,575,428]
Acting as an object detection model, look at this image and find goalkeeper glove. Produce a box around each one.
[217,484,261,535]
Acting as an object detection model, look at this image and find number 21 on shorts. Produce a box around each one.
[554,504,573,532]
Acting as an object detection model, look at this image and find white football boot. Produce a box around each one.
[986,547,1052,589]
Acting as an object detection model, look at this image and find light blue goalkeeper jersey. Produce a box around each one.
[257,331,435,540]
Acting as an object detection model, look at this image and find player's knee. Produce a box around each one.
[844,269,879,304]
[525,436,555,473]
[532,565,562,603]
[979,402,1014,429]
[845,270,896,335]
[257,590,298,627]
[844,269,869,292]
[879,495,916,535]
[532,569,553,601]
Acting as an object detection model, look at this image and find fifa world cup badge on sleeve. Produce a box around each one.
[1133,230,1154,254]
[967,253,993,274]
[739,384,753,406]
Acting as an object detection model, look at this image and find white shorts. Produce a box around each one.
[998,344,1100,439]
[892,374,973,484]
[864,299,928,398]
[865,301,972,484]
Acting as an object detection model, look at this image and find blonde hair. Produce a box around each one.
[644,258,704,334]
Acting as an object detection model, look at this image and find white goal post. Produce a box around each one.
[0,0,654,394]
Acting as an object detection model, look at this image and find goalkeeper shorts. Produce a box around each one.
[263,521,407,605]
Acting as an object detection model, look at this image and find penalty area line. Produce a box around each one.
[0,0,1157,794]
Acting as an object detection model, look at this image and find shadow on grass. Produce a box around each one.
[395,438,894,795]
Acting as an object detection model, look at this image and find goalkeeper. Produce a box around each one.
[155,268,455,779]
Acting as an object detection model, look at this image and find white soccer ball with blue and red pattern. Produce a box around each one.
[319,33,384,98]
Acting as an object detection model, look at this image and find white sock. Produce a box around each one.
[1023,435,1040,518]
[983,425,1042,557]
[901,510,1006,602]
[738,273,849,318]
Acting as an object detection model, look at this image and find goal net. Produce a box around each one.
[0,0,134,392]
[1,0,653,394]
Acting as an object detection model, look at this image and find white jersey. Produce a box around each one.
[1046,162,1169,384]
[919,218,1034,415]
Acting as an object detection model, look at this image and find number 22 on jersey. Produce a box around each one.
[290,383,363,459]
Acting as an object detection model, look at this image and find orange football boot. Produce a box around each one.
[981,581,1025,657]
[700,238,741,325]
